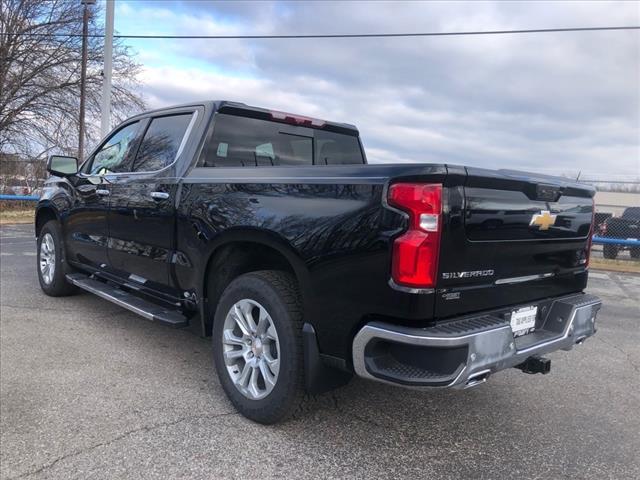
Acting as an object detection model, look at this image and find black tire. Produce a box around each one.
[37,220,78,296]
[603,244,618,260]
[630,247,640,259]
[212,270,305,424]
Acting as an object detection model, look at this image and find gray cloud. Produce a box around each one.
[126,0,640,178]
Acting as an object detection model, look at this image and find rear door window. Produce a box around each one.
[132,113,193,172]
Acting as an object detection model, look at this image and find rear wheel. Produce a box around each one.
[603,244,618,260]
[212,270,305,424]
[37,221,78,296]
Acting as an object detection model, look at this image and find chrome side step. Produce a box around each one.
[66,273,189,328]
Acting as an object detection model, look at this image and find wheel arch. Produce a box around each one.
[35,203,60,238]
[199,228,312,336]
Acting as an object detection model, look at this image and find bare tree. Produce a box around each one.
[0,0,146,161]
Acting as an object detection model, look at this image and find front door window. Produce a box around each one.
[87,122,140,174]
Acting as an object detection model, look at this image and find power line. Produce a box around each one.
[1,25,639,40]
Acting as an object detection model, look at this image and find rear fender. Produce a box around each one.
[196,228,313,331]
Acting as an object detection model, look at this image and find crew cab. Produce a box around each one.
[36,101,602,423]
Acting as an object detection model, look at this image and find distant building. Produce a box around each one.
[0,154,44,193]
[0,153,27,174]
[595,191,640,216]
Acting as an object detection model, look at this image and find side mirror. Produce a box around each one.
[47,155,78,177]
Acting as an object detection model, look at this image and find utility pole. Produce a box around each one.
[78,0,95,161]
[100,0,115,139]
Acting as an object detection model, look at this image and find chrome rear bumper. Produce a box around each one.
[352,293,601,389]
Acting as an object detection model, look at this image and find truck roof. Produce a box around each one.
[135,100,359,134]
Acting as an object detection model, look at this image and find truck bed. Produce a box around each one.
[178,162,595,363]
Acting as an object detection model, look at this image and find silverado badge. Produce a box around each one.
[529,210,557,230]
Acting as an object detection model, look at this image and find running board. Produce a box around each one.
[66,273,189,328]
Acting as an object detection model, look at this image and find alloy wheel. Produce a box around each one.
[221,299,281,400]
[39,233,56,285]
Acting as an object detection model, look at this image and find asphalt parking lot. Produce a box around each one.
[1,223,639,479]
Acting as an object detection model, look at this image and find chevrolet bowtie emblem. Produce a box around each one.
[530,210,557,230]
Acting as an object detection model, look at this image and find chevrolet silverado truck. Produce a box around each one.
[36,101,602,423]
[599,207,640,259]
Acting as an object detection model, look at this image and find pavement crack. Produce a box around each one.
[8,411,238,480]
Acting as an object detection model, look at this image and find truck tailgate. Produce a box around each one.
[435,166,595,318]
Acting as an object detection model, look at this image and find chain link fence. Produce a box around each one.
[588,183,640,263]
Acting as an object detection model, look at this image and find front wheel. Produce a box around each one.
[212,270,305,424]
[37,221,78,296]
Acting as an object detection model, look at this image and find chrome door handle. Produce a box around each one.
[150,191,169,200]
[96,189,110,197]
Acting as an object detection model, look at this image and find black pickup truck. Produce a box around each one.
[599,207,640,259]
[36,101,602,423]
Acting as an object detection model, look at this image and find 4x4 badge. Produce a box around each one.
[530,210,557,230]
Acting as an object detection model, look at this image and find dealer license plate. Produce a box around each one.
[510,306,537,337]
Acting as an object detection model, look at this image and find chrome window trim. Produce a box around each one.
[78,110,199,179]
[174,110,199,161]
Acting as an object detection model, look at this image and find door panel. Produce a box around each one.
[105,112,195,294]
[65,121,143,269]
[64,176,110,268]
[106,178,176,290]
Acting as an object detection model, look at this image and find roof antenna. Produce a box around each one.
[576,171,581,181]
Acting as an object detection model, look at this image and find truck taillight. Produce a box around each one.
[388,183,442,288]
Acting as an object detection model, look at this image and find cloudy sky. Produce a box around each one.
[112,0,639,179]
